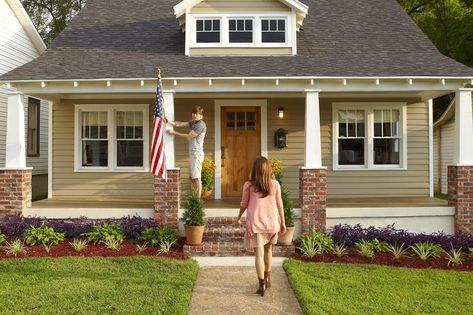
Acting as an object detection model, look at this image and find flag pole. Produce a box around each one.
[156,68,167,120]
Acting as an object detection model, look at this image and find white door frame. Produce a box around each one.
[214,99,268,199]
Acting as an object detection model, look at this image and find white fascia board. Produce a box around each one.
[281,0,308,15]
[6,0,46,53]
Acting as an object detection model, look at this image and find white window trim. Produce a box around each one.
[332,103,408,171]
[188,13,294,49]
[74,104,150,172]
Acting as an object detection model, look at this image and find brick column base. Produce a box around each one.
[299,168,327,234]
[448,165,473,234]
[154,169,180,228]
[0,169,32,218]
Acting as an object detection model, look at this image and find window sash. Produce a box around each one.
[27,98,40,156]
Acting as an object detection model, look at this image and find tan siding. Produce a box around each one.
[52,100,154,200]
[190,47,292,56]
[191,0,289,13]
[440,121,455,194]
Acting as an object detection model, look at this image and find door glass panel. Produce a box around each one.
[247,121,256,130]
[236,121,245,130]
[236,112,245,120]
[246,112,255,120]
[226,112,235,121]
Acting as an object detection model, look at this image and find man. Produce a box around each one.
[166,106,207,197]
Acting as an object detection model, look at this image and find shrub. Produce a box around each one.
[469,248,473,260]
[182,190,205,226]
[0,233,6,246]
[330,224,473,250]
[69,238,88,252]
[388,243,409,259]
[24,224,65,247]
[5,239,26,256]
[201,157,216,193]
[136,243,147,253]
[297,231,334,258]
[410,242,442,260]
[269,158,283,182]
[140,227,179,247]
[85,223,125,244]
[119,216,157,239]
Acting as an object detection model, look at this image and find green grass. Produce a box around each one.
[284,259,473,315]
[0,256,198,315]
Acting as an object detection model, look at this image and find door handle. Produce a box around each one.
[221,146,225,167]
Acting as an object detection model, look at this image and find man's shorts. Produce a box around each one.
[189,151,204,179]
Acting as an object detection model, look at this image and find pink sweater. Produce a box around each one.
[240,180,283,236]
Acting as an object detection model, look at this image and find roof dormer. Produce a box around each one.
[173,0,308,56]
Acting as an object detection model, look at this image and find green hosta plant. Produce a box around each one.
[297,231,334,258]
[85,223,125,244]
[140,227,179,247]
[356,240,375,258]
[0,233,6,246]
[69,238,88,252]
[410,242,442,261]
[332,243,348,258]
[370,238,390,252]
[6,239,26,257]
[136,243,147,253]
[24,224,65,247]
[182,190,206,226]
[158,239,176,255]
[445,248,464,267]
[104,238,122,251]
[388,243,409,259]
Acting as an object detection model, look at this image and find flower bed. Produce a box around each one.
[294,224,473,271]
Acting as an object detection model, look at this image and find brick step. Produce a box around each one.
[183,242,295,257]
[205,217,244,229]
[204,226,246,243]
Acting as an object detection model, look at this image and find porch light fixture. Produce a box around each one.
[278,108,284,118]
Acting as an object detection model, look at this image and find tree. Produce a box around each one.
[21,0,87,45]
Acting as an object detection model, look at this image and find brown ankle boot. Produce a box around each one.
[264,271,271,288]
[256,279,266,296]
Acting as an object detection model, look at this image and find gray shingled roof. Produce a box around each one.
[2,0,473,81]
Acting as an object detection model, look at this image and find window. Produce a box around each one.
[27,98,40,156]
[229,19,253,43]
[75,105,149,172]
[333,103,406,170]
[261,19,286,43]
[196,18,220,43]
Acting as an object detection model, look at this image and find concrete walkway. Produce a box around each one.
[188,262,303,315]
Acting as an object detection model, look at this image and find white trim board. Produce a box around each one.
[214,99,268,199]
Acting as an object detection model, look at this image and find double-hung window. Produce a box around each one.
[75,104,149,172]
[333,103,406,170]
[229,18,253,43]
[261,18,286,43]
[27,97,40,157]
[196,18,220,43]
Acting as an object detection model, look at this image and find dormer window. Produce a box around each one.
[196,18,220,43]
[229,19,253,43]
[262,19,286,43]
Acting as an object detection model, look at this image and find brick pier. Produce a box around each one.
[299,168,327,234]
[448,165,473,234]
[0,169,32,218]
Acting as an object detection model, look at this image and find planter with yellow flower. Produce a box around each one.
[201,156,216,200]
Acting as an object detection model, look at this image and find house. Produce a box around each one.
[0,0,48,200]
[1,0,473,241]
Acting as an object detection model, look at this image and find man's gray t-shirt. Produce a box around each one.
[189,120,206,153]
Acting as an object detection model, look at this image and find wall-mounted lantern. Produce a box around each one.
[274,128,288,149]
[278,108,284,118]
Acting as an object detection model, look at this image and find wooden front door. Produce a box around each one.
[221,106,261,197]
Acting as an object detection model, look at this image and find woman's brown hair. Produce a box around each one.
[250,156,273,198]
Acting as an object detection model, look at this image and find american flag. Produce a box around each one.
[150,74,166,179]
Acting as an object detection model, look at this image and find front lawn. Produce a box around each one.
[0,256,198,314]
[284,259,473,315]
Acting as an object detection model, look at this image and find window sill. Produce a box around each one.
[74,168,150,173]
[332,167,408,172]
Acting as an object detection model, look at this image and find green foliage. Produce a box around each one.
[370,238,390,252]
[140,227,179,247]
[104,239,122,251]
[356,240,375,258]
[269,159,283,182]
[469,248,473,260]
[388,243,409,259]
[445,248,464,266]
[136,243,147,253]
[5,239,26,257]
[24,224,65,247]
[281,184,296,227]
[332,243,348,258]
[85,223,125,245]
[182,190,206,226]
[201,157,216,192]
[69,238,88,252]
[410,242,443,260]
[0,233,6,246]
[297,231,334,258]
[158,239,176,255]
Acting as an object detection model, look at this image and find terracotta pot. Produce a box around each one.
[201,189,213,200]
[277,227,295,245]
[184,225,205,245]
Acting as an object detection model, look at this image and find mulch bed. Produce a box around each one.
[0,239,186,260]
[294,249,473,271]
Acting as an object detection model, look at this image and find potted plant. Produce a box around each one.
[277,183,297,245]
[201,156,216,200]
[182,189,206,245]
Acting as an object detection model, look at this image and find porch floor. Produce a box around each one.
[29,196,448,209]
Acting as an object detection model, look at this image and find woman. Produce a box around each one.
[237,156,286,297]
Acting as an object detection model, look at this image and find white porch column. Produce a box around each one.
[163,90,176,169]
[304,90,323,168]
[454,88,473,165]
[428,99,434,197]
[5,92,27,169]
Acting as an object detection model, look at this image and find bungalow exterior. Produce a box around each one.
[1,0,473,238]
